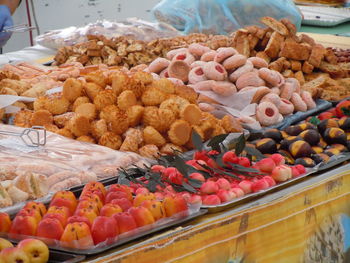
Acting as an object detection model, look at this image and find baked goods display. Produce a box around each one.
[12,69,242,158]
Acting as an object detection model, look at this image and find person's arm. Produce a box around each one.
[0,0,21,14]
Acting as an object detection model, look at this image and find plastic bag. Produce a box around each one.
[35,18,180,50]
[152,0,302,35]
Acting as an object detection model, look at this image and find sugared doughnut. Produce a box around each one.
[301,91,316,110]
[167,78,184,87]
[150,73,161,80]
[198,94,219,104]
[236,72,266,90]
[291,93,307,112]
[229,61,254,82]
[248,57,269,68]
[211,81,237,96]
[188,66,207,84]
[159,68,169,78]
[166,48,188,60]
[198,102,216,112]
[258,68,283,87]
[167,60,190,83]
[190,61,207,69]
[222,54,247,71]
[148,58,170,74]
[251,87,271,104]
[256,102,280,126]
[188,43,211,57]
[203,61,228,81]
[193,80,216,91]
[270,87,281,95]
[172,51,196,65]
[286,78,301,94]
[280,82,295,100]
[200,50,217,62]
[261,93,281,107]
[278,98,294,115]
[214,47,238,63]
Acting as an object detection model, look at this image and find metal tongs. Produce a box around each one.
[1,23,36,33]
[0,126,46,147]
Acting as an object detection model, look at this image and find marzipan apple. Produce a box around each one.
[17,239,49,263]
[0,247,30,263]
[0,238,13,252]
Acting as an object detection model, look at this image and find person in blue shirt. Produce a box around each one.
[0,0,21,47]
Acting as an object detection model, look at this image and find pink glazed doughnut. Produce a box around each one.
[278,99,294,115]
[291,93,307,112]
[203,61,228,81]
[235,72,266,90]
[211,81,237,96]
[193,80,216,91]
[301,91,316,110]
[256,102,280,126]
[214,47,238,63]
[198,102,216,112]
[247,57,269,68]
[188,66,207,84]
[260,93,281,107]
[222,54,247,71]
[229,61,254,82]
[159,68,169,78]
[172,51,196,65]
[148,58,170,74]
[270,87,281,95]
[166,48,188,60]
[167,78,184,87]
[188,43,211,57]
[190,61,207,69]
[167,60,190,83]
[286,78,301,94]
[200,50,217,62]
[258,68,282,87]
[280,82,295,100]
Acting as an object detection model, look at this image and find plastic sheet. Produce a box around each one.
[152,0,302,35]
[35,18,180,50]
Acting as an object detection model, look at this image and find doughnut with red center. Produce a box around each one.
[200,50,217,62]
[229,61,254,82]
[203,61,228,81]
[236,72,266,90]
[166,48,188,60]
[167,60,190,83]
[212,81,237,96]
[222,54,247,71]
[256,102,280,126]
[247,57,269,68]
[188,66,207,84]
[278,98,294,115]
[291,93,307,112]
[148,58,170,74]
[172,52,196,65]
[188,43,211,57]
[214,47,238,63]
[280,82,295,100]
[159,68,169,78]
[301,91,316,110]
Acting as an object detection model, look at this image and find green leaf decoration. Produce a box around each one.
[235,134,246,156]
[182,181,197,193]
[188,178,203,188]
[207,133,229,152]
[244,146,265,160]
[309,116,321,125]
[173,155,190,178]
[191,130,204,151]
[342,106,350,116]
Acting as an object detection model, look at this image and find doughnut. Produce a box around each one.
[214,47,238,63]
[258,68,282,87]
[301,91,316,110]
[172,51,196,65]
[222,54,247,71]
[193,80,216,91]
[251,86,271,104]
[270,87,281,95]
[201,50,217,62]
[203,61,228,81]
[236,72,266,90]
[167,78,184,87]
[256,102,280,127]
[247,57,269,68]
[188,66,207,84]
[286,78,301,94]
[278,98,294,115]
[159,68,169,78]
[190,61,207,69]
[229,61,254,82]
[148,58,170,74]
[211,81,237,96]
[198,94,219,104]
[167,60,190,83]
[260,93,281,107]
[166,48,188,60]
[188,43,211,57]
[291,93,307,112]
[280,82,295,100]
[239,86,258,92]
[150,73,161,80]
[198,102,216,112]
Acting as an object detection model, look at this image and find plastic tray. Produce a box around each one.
[299,5,350,26]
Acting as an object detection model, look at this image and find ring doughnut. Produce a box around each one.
[150,73,160,80]
[280,82,295,100]
[172,52,196,65]
[190,61,207,69]
[291,93,307,112]
[167,78,184,87]
[167,60,190,83]
[222,54,247,71]
[248,57,269,68]
[301,91,316,110]
[203,61,228,81]
[211,81,237,96]
[236,72,266,90]
[214,47,238,63]
[278,99,294,115]
[229,61,254,82]
[258,68,281,87]
[260,93,281,107]
[251,86,271,104]
[189,66,207,84]
[188,43,211,58]
[148,58,170,74]
[193,80,216,91]
[256,102,280,126]
[286,78,301,94]
[201,50,217,62]
[159,68,169,78]
[270,87,281,95]
[166,48,188,60]
[198,102,216,112]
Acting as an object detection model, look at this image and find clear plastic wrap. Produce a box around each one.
[35,18,180,50]
[152,0,302,35]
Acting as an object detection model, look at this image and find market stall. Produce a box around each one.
[0,0,349,262]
